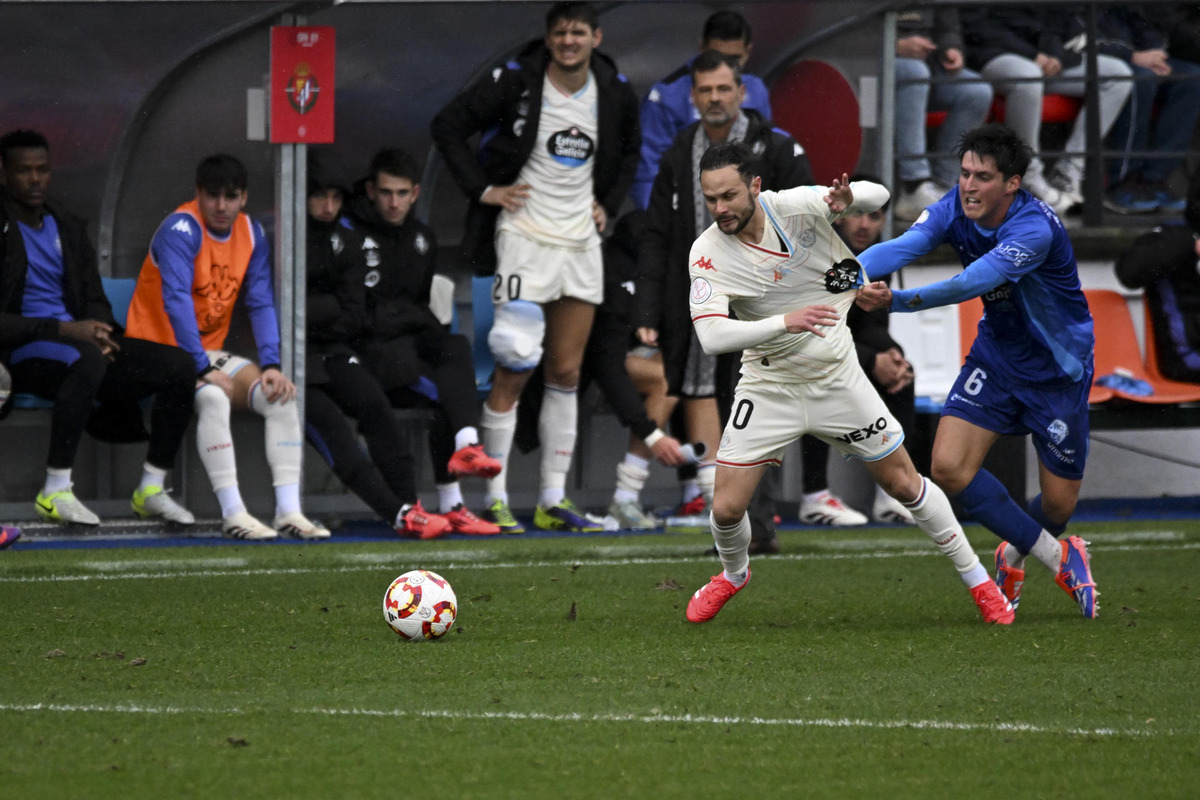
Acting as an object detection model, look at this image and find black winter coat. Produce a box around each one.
[305,216,370,383]
[430,40,641,274]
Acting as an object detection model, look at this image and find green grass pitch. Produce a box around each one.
[2,521,1198,799]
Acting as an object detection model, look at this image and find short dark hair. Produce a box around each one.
[702,10,752,45]
[955,123,1033,181]
[368,148,420,185]
[691,49,743,85]
[849,172,890,211]
[0,129,49,165]
[546,2,598,33]
[699,140,760,184]
[196,154,247,194]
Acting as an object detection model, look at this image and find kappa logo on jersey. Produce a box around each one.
[414,232,429,255]
[171,218,193,236]
[824,259,860,293]
[547,127,595,167]
[994,241,1036,268]
[751,140,766,156]
[690,277,713,304]
[693,256,716,271]
[620,280,636,297]
[836,416,889,445]
[914,209,930,225]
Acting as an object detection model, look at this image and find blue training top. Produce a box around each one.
[858,186,1094,388]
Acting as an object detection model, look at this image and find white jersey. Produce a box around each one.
[688,183,886,384]
[498,70,600,250]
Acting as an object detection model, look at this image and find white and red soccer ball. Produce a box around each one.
[383,570,457,641]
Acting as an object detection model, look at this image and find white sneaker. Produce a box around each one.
[222,511,278,540]
[872,492,915,525]
[1048,169,1082,216]
[892,180,946,221]
[273,511,331,540]
[798,491,869,526]
[35,487,100,525]
[132,485,195,524]
[1023,171,1077,217]
[606,499,658,530]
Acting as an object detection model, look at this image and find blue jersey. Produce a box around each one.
[859,187,1094,388]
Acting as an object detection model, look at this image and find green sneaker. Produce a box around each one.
[482,498,525,534]
[35,488,100,525]
[534,498,603,532]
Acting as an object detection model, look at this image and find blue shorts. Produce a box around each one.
[942,357,1091,480]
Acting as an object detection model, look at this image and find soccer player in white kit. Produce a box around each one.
[683,141,1013,625]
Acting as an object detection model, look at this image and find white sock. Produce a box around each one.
[696,463,716,504]
[613,456,650,504]
[1002,542,1027,570]
[274,483,301,516]
[681,481,701,503]
[438,482,464,513]
[43,467,72,495]
[539,483,566,509]
[711,511,751,578]
[250,381,302,488]
[138,463,168,493]
[906,477,984,583]
[481,401,516,503]
[1029,531,1063,573]
[195,384,240,508]
[454,427,479,452]
[539,383,577,501]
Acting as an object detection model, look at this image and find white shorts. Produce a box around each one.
[494,229,603,305]
[207,350,254,378]
[717,357,905,467]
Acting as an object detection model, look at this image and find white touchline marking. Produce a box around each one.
[84,557,250,572]
[0,702,1163,738]
[1,540,1196,584]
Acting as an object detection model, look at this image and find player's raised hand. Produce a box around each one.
[783,304,840,336]
[824,173,853,213]
[855,280,893,312]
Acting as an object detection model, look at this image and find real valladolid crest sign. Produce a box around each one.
[271,26,336,143]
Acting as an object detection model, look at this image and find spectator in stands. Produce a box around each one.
[1097,8,1200,214]
[0,361,23,548]
[892,6,993,221]
[635,50,814,552]
[344,148,500,536]
[858,123,1099,619]
[961,6,1133,217]
[302,148,452,539]
[431,2,640,533]
[1115,168,1200,382]
[0,129,196,527]
[125,153,328,541]
[631,8,772,210]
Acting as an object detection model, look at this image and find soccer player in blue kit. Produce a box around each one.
[857,123,1099,618]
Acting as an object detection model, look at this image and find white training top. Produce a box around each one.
[688,181,889,383]
[498,70,600,250]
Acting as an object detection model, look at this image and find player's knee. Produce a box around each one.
[929,457,969,495]
[195,383,231,423]
[710,497,746,528]
[488,300,544,372]
[1041,492,1078,525]
[250,383,296,422]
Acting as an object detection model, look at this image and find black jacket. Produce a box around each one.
[962,6,1088,73]
[306,215,370,383]
[634,109,814,392]
[0,191,117,353]
[345,192,443,346]
[430,40,641,274]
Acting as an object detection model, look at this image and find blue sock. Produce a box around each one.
[953,469,1043,555]
[1026,493,1067,538]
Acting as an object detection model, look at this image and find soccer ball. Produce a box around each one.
[383,570,457,641]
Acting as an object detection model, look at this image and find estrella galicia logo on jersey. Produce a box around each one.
[414,232,429,254]
[690,277,713,305]
[364,269,380,288]
[548,127,595,167]
[286,63,320,114]
[693,256,716,271]
[994,241,1036,268]
[836,416,889,445]
[1047,419,1069,445]
[824,259,860,293]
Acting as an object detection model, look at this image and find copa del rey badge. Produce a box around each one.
[270,26,335,143]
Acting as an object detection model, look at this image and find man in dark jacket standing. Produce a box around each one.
[431,2,640,533]
[0,129,195,526]
[346,148,501,535]
[634,50,815,545]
